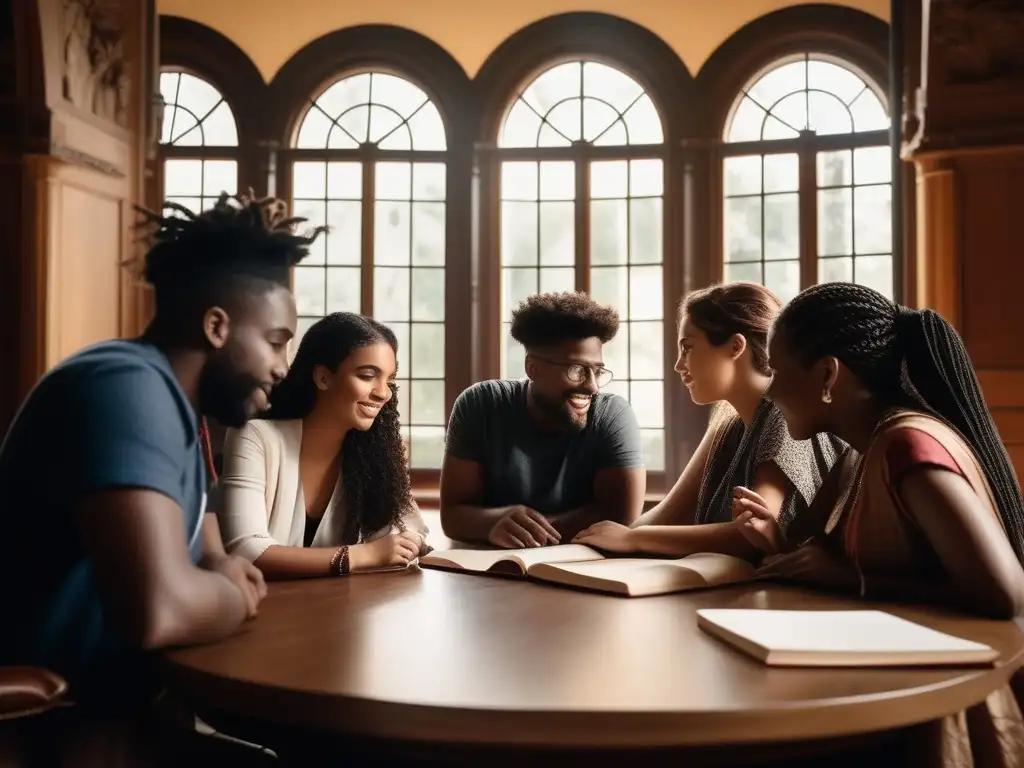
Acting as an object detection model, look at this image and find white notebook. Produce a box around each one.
[696,609,1000,667]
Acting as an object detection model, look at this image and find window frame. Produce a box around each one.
[474,15,696,493]
[266,27,474,490]
[157,8,899,499]
[694,6,900,302]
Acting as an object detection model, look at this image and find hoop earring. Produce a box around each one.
[821,389,832,404]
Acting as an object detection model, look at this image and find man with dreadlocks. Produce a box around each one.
[441,291,646,548]
[734,281,1024,762]
[0,193,322,756]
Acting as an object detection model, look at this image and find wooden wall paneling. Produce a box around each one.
[906,0,1024,470]
[0,0,154,434]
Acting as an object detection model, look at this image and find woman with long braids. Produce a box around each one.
[737,281,1024,762]
[739,281,1024,622]
[217,312,429,579]
[574,282,844,559]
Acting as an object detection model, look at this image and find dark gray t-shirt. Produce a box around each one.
[444,379,644,516]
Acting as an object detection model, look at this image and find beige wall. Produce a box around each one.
[156,0,889,81]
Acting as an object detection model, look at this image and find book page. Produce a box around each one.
[528,559,708,596]
[421,544,602,574]
[673,553,756,586]
[516,544,604,569]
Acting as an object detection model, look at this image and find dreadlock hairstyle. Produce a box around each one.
[681,282,782,375]
[510,291,620,348]
[133,191,326,327]
[774,282,1024,562]
[267,313,413,543]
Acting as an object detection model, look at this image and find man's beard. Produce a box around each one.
[198,350,266,429]
[531,389,590,432]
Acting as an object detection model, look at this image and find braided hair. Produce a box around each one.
[775,282,1024,562]
[268,313,412,542]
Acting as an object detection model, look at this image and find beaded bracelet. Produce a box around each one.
[330,545,351,576]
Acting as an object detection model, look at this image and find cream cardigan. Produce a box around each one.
[217,418,427,563]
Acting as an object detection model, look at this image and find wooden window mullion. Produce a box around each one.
[361,149,375,315]
[575,151,590,292]
[797,131,818,289]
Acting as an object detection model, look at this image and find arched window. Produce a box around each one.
[722,54,891,302]
[290,72,448,469]
[497,60,667,472]
[159,70,239,213]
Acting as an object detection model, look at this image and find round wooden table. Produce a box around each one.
[162,567,1024,761]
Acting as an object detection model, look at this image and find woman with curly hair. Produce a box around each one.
[217,312,429,579]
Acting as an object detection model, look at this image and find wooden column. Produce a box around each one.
[903,0,1024,469]
[0,0,156,432]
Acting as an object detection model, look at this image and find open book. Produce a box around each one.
[420,545,756,597]
[697,609,1000,667]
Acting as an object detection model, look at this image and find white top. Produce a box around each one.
[217,418,427,563]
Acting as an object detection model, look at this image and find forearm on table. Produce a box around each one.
[630,523,759,560]
[439,504,508,543]
[253,543,382,579]
[152,569,249,648]
[862,572,1017,619]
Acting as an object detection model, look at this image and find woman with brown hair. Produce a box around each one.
[574,282,845,559]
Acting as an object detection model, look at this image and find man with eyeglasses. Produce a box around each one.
[440,292,646,548]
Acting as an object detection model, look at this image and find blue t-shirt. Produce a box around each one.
[0,340,206,707]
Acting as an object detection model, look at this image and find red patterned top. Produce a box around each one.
[884,427,966,486]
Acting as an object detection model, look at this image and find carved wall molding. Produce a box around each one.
[907,0,1024,155]
[61,0,129,127]
[930,0,1024,87]
[49,139,124,175]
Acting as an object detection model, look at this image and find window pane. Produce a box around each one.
[411,267,445,322]
[501,202,539,266]
[764,261,800,304]
[287,86,448,469]
[854,254,893,299]
[725,156,762,196]
[297,72,446,151]
[764,193,799,261]
[294,267,326,316]
[374,266,410,322]
[409,426,447,469]
[410,380,445,425]
[854,184,892,254]
[325,201,361,265]
[725,196,762,262]
[325,267,361,313]
[412,202,445,266]
[159,71,238,147]
[539,202,574,266]
[641,429,665,472]
[818,188,853,256]
[590,200,627,265]
[763,154,798,194]
[497,61,665,470]
[375,201,411,266]
[500,61,663,148]
[411,323,444,379]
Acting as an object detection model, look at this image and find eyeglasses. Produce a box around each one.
[530,355,614,388]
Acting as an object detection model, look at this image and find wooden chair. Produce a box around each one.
[0,666,68,767]
[0,667,68,722]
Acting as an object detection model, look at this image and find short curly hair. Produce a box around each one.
[509,292,620,348]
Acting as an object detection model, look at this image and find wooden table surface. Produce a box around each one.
[162,565,1024,751]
